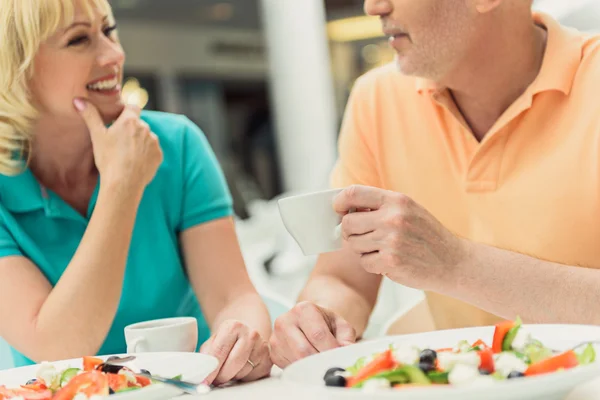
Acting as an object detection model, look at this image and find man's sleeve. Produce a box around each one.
[330,76,383,189]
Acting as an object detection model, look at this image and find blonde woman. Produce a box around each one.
[0,0,272,385]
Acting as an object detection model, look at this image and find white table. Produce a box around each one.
[179,368,600,400]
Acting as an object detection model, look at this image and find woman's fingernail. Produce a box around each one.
[73,98,86,111]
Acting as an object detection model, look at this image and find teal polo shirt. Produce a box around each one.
[0,111,234,367]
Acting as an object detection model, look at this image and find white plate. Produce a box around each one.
[281,324,600,400]
[0,352,218,399]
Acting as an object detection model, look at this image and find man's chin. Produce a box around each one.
[394,55,417,76]
[394,56,438,81]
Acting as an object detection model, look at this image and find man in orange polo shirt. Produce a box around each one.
[269,0,600,367]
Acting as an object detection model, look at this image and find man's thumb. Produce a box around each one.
[333,315,357,346]
[73,98,105,137]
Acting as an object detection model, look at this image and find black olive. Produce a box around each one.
[109,387,115,394]
[25,379,37,385]
[323,367,345,381]
[419,349,437,364]
[507,371,525,379]
[140,369,151,376]
[325,374,346,387]
[418,361,435,373]
[97,363,125,374]
[479,368,492,375]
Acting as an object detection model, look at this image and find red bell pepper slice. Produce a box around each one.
[472,339,490,349]
[478,347,495,373]
[492,321,515,353]
[83,356,104,372]
[525,350,579,376]
[346,349,396,387]
[436,348,453,353]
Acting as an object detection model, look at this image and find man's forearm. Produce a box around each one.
[444,240,600,324]
[298,275,374,338]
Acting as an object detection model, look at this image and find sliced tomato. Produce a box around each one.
[472,339,490,349]
[0,386,12,400]
[0,387,52,400]
[83,356,104,372]
[107,373,129,392]
[20,382,48,391]
[17,390,52,400]
[134,375,152,387]
[478,347,495,373]
[53,370,109,400]
[492,321,515,353]
[525,350,579,377]
[346,349,396,387]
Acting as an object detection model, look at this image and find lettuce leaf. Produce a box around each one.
[576,343,596,365]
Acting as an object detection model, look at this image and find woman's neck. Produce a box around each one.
[29,115,97,190]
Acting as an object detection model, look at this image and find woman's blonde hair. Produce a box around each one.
[0,0,112,175]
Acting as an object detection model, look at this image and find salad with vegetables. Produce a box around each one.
[323,317,597,392]
[0,356,182,400]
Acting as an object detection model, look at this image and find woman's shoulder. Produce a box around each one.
[139,110,224,179]
[139,110,215,165]
[140,110,205,142]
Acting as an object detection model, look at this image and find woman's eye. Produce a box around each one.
[68,35,88,46]
[103,25,117,37]
[66,25,116,47]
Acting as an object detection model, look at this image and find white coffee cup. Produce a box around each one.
[277,188,346,256]
[124,317,198,354]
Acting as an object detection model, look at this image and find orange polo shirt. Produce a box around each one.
[330,13,600,331]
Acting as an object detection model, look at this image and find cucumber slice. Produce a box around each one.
[117,386,142,393]
[346,356,367,375]
[577,343,596,365]
[455,340,471,353]
[491,371,506,381]
[427,371,449,384]
[524,344,551,364]
[403,365,431,385]
[369,365,431,385]
[502,317,523,351]
[60,368,80,386]
[352,370,407,388]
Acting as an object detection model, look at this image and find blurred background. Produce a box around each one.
[112,0,600,337]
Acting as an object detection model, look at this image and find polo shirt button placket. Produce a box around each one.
[39,184,57,216]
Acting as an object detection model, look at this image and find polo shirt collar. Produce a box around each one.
[530,13,584,96]
[416,12,584,96]
[0,167,45,213]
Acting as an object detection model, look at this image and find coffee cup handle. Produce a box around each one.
[334,207,356,239]
[127,337,147,354]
